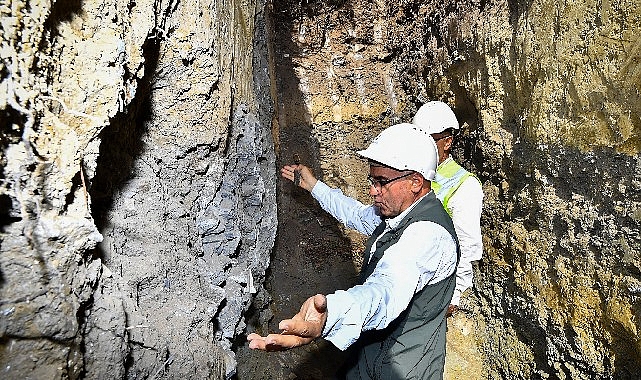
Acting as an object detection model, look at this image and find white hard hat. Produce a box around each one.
[412,101,459,134]
[357,123,438,180]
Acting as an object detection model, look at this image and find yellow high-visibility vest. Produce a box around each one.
[432,159,480,216]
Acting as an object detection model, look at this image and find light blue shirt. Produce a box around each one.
[311,181,458,350]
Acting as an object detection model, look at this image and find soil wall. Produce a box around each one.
[1,0,274,378]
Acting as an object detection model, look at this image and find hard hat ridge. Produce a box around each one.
[357,123,438,181]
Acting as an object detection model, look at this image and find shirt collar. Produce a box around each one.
[384,191,433,230]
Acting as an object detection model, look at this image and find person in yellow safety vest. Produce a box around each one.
[412,101,484,316]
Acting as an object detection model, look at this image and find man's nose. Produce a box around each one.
[368,184,379,196]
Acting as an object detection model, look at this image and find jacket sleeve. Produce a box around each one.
[321,221,457,350]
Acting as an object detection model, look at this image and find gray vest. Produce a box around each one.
[344,192,459,380]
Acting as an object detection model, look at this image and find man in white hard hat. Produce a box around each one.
[248,123,459,379]
[277,101,483,315]
[412,101,483,315]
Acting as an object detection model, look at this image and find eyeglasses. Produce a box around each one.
[367,171,414,190]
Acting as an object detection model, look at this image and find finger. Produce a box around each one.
[247,333,263,341]
[281,173,294,182]
[248,333,311,351]
[313,294,327,312]
[247,334,268,350]
[265,333,313,350]
[280,166,295,181]
[279,319,321,338]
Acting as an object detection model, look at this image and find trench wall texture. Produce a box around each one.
[2,0,641,379]
[255,0,641,379]
[398,1,641,378]
[1,0,274,378]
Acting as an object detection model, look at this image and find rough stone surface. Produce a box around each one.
[1,0,274,378]
[391,1,641,378]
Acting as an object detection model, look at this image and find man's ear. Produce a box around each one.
[443,136,453,152]
[410,173,425,193]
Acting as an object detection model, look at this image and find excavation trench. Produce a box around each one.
[1,0,640,379]
[237,1,483,378]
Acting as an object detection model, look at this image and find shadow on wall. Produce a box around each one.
[89,36,160,237]
[237,0,361,378]
[506,0,534,25]
[43,0,83,36]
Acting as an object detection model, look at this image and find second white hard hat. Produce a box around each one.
[412,101,459,134]
[357,123,438,180]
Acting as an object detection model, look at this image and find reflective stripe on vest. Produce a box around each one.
[431,159,478,216]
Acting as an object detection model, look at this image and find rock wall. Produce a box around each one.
[393,1,641,378]
[1,0,274,378]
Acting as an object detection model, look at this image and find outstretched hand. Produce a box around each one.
[247,294,327,351]
[281,164,318,192]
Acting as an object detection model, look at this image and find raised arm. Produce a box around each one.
[281,164,382,235]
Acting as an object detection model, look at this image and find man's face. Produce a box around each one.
[367,165,416,218]
[430,132,453,164]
